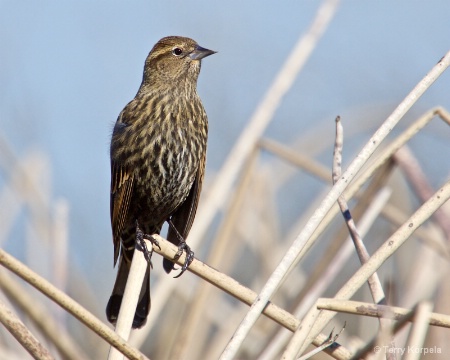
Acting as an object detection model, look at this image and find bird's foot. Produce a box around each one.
[136,220,161,268]
[166,218,194,277]
[173,241,194,278]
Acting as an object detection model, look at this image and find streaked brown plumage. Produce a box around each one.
[106,36,215,328]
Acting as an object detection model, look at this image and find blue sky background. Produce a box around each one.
[1,1,450,313]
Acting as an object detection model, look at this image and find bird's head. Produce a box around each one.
[141,36,216,91]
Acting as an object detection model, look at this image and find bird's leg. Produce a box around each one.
[135,220,160,267]
[167,218,194,278]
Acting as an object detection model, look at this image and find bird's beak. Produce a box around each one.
[189,45,217,60]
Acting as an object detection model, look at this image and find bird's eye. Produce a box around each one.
[172,47,183,56]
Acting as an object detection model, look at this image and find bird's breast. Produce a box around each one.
[131,119,204,214]
[111,91,207,219]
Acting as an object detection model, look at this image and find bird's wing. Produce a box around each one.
[110,162,134,266]
[167,152,206,245]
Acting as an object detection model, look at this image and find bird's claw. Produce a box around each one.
[136,221,160,267]
[143,233,161,251]
[173,241,194,278]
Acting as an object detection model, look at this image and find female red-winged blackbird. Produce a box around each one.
[106,36,215,328]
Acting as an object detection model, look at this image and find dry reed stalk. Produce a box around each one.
[394,146,450,241]
[50,199,69,326]
[108,239,150,360]
[316,299,450,328]
[382,203,450,258]
[403,301,433,360]
[258,138,331,180]
[0,299,54,360]
[0,269,88,360]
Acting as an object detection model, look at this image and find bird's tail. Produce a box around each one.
[106,256,151,329]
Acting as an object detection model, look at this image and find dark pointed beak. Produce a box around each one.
[189,45,217,60]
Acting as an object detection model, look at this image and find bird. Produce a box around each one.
[106,36,215,329]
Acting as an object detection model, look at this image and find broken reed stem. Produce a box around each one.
[332,117,386,304]
[332,116,396,358]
